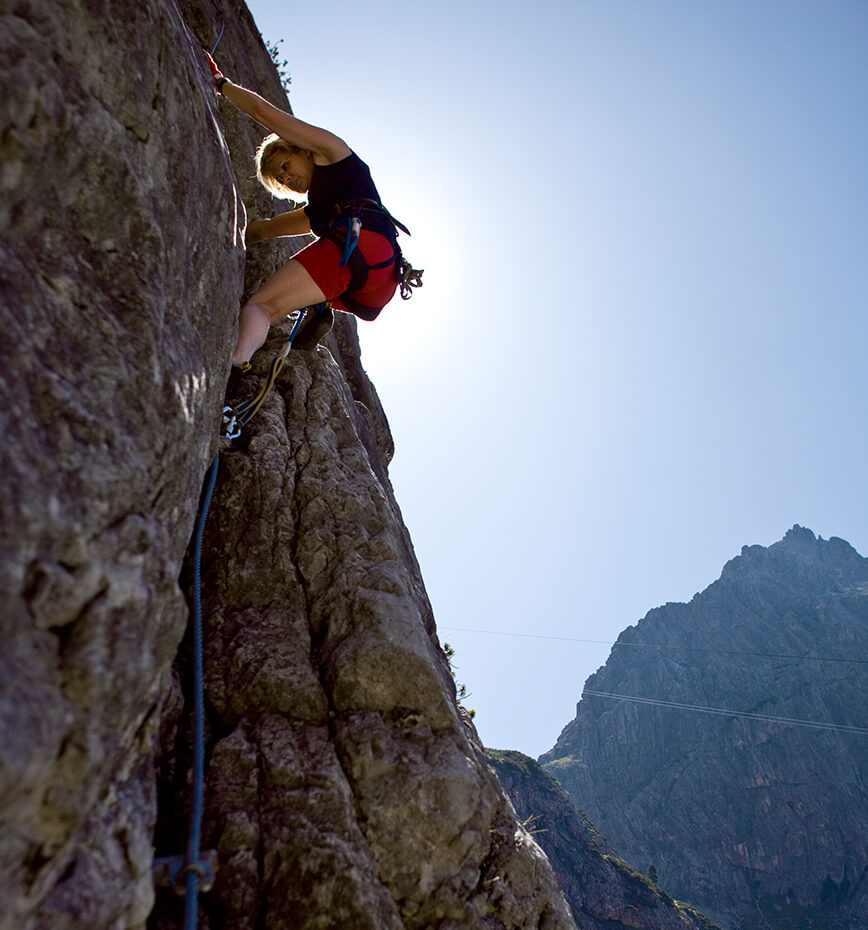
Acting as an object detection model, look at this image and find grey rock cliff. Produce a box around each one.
[1,1,575,928]
[488,750,722,930]
[152,330,575,930]
[1,1,242,926]
[541,527,868,930]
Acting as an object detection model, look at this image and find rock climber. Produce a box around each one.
[205,53,420,386]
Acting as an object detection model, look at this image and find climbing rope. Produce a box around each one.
[156,17,330,927]
[162,218,415,919]
[172,304,315,917]
[150,454,221,923]
[165,303,315,922]
[210,21,225,57]
[185,452,220,929]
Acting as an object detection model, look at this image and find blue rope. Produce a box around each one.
[210,21,225,57]
[185,452,220,930]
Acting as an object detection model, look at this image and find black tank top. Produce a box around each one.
[303,152,394,240]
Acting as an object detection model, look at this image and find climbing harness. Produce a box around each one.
[335,215,363,268]
[221,305,314,440]
[325,199,423,319]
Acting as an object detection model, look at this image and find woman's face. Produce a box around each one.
[275,149,314,193]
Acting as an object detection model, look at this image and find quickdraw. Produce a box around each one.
[334,215,363,268]
[398,259,424,300]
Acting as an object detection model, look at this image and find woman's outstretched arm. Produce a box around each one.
[222,83,349,161]
[208,53,350,165]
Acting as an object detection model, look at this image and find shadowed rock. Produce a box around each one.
[1,1,576,928]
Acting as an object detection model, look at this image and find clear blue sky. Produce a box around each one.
[242,0,868,758]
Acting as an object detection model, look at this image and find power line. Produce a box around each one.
[581,689,868,736]
[441,626,868,666]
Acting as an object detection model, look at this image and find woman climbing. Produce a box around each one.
[206,54,420,380]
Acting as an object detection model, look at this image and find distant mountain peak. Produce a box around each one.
[542,529,868,930]
[719,525,865,592]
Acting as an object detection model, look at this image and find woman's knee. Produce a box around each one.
[239,301,272,326]
[258,299,295,325]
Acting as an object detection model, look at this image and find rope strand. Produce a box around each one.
[185,453,220,929]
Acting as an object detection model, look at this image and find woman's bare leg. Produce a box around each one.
[231,259,327,366]
[232,303,271,365]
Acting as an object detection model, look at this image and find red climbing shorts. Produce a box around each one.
[292,230,398,316]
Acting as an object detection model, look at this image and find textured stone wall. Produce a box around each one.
[152,328,576,929]
[0,1,243,927]
[0,1,576,928]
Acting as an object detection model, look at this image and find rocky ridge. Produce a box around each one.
[487,749,722,930]
[541,527,868,930]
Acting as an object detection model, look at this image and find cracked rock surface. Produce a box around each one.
[2,0,576,927]
[0,0,242,926]
[151,331,577,929]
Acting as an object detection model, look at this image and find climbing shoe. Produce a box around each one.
[291,305,334,351]
[225,362,251,401]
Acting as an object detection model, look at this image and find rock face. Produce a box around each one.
[152,329,575,930]
[1,1,576,928]
[488,750,721,930]
[541,527,868,930]
[1,1,243,927]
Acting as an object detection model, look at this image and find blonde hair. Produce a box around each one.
[255,133,308,199]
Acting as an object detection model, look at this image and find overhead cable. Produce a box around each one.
[581,689,868,736]
[441,626,868,666]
